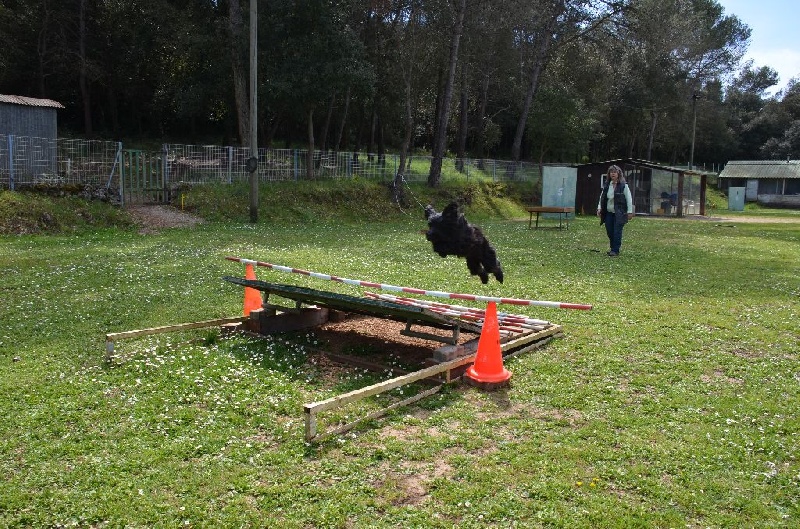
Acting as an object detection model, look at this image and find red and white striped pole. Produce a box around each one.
[364,293,544,333]
[226,256,592,310]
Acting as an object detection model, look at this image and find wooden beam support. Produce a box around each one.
[304,353,477,441]
[104,316,247,361]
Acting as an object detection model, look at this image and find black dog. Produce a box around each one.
[424,202,504,284]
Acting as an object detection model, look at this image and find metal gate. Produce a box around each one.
[121,149,167,205]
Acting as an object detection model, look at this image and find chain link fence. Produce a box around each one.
[2,135,542,204]
[163,144,542,184]
[1,134,121,191]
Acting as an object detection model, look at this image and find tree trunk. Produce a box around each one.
[335,86,351,151]
[307,108,315,179]
[475,73,490,169]
[37,3,51,98]
[107,84,119,134]
[428,0,467,187]
[647,109,658,161]
[376,114,385,166]
[431,67,443,152]
[264,113,281,148]
[367,106,377,156]
[227,0,249,146]
[510,2,563,162]
[455,66,469,172]
[627,125,637,158]
[393,64,416,207]
[320,92,336,152]
[78,0,93,136]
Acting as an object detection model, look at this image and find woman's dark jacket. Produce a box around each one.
[599,181,630,226]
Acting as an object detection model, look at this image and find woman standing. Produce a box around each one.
[596,165,634,256]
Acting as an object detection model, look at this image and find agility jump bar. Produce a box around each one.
[225,256,592,310]
[363,292,552,326]
[363,292,548,334]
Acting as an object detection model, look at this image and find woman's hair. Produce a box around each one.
[607,164,626,183]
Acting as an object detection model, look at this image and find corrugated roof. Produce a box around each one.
[719,160,800,179]
[576,158,716,177]
[0,94,65,109]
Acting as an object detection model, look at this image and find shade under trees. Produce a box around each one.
[2,0,798,182]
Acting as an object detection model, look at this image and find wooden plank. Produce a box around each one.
[223,277,484,333]
[106,316,247,341]
[526,206,575,214]
[302,323,564,441]
[500,325,562,352]
[305,353,477,415]
[504,334,560,360]
[105,316,247,361]
[309,385,443,442]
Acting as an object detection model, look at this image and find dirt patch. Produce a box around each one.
[309,314,479,369]
[126,205,204,234]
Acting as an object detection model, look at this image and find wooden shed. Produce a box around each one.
[0,94,64,138]
[1,94,65,189]
[718,160,800,208]
[574,159,710,217]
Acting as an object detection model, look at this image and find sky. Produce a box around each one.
[716,0,800,95]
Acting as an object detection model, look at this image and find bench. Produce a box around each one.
[527,206,575,229]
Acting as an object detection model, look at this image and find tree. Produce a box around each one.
[757,80,800,159]
[0,0,778,172]
[725,63,781,159]
[590,0,749,164]
[508,0,565,162]
[226,0,250,146]
[427,0,467,187]
[259,0,373,178]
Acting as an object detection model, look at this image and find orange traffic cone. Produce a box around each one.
[242,262,262,316]
[464,301,512,389]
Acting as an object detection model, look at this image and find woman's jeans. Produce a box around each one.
[604,212,624,253]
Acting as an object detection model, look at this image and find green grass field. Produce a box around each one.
[0,186,798,527]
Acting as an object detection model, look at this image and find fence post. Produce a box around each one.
[162,144,169,203]
[227,146,233,183]
[8,135,14,191]
[119,145,126,206]
[104,142,121,201]
[293,149,298,181]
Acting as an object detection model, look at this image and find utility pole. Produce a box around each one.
[689,92,699,170]
[248,0,258,223]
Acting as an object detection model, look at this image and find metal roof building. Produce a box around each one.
[718,160,800,207]
[575,158,713,217]
[0,94,64,139]
[719,160,800,179]
[1,94,65,189]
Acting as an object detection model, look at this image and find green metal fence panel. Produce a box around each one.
[122,149,164,204]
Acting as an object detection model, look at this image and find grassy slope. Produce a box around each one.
[0,189,134,235]
[1,179,533,234]
[0,183,798,527]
